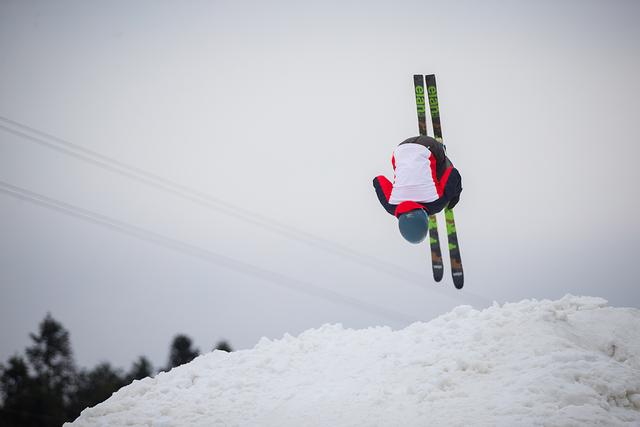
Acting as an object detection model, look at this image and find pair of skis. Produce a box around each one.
[413,74,464,289]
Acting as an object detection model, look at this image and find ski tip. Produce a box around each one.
[432,265,444,282]
[453,274,464,289]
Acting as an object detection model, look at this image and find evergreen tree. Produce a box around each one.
[0,356,39,426]
[26,313,77,425]
[214,340,233,352]
[127,356,153,382]
[167,335,199,369]
[0,314,77,426]
[25,313,76,394]
[70,363,126,415]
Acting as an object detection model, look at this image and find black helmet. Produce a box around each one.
[398,209,428,244]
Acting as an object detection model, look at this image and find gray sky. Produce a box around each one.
[1,0,639,370]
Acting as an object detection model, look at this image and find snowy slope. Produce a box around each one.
[68,296,640,427]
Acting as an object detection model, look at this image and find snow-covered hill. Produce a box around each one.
[68,296,640,426]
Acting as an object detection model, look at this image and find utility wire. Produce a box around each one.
[0,116,490,306]
[0,118,408,277]
[0,180,417,324]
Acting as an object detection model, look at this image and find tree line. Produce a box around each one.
[0,313,232,426]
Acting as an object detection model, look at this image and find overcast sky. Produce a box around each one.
[1,0,639,370]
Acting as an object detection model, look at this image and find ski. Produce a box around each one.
[413,74,444,282]
[425,74,464,289]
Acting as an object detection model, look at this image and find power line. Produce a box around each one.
[0,179,416,324]
[0,116,489,306]
[0,118,402,274]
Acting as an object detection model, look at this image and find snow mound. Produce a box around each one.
[68,295,640,427]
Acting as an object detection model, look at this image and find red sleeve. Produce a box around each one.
[372,176,396,216]
[376,175,393,201]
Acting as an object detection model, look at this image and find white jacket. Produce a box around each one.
[389,143,439,204]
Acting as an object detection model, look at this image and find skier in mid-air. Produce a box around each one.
[373,135,462,244]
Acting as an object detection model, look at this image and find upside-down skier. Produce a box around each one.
[373,135,462,244]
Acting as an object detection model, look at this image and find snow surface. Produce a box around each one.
[68,295,640,427]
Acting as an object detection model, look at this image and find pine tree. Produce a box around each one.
[127,356,154,382]
[25,313,76,392]
[214,341,233,352]
[70,363,126,414]
[167,335,199,370]
[0,356,38,426]
[0,313,77,426]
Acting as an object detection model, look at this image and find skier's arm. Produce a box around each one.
[372,176,397,216]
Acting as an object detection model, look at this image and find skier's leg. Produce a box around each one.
[420,198,447,215]
[444,168,462,209]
